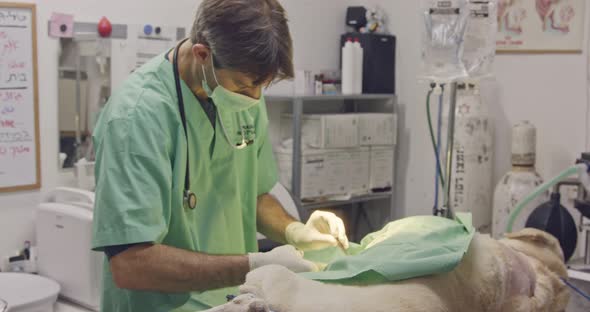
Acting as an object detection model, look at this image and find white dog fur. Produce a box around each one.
[205,229,569,312]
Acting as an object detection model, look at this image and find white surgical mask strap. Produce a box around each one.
[210,55,221,86]
[202,55,221,91]
[201,64,208,86]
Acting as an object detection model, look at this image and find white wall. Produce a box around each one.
[0,0,357,259]
[366,0,590,219]
[264,0,355,145]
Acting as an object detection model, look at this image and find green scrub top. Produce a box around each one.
[91,52,278,312]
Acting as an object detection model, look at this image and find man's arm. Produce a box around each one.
[256,193,297,244]
[110,244,249,292]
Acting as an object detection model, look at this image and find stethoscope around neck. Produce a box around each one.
[173,39,251,209]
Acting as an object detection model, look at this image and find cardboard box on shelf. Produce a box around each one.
[277,148,345,200]
[281,114,359,149]
[358,113,397,146]
[276,146,370,200]
[349,147,371,196]
[369,146,395,191]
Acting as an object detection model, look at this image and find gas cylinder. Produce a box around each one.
[443,82,494,232]
[492,121,548,239]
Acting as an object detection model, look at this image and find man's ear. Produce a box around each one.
[192,43,211,64]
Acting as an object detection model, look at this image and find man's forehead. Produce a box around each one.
[233,72,271,88]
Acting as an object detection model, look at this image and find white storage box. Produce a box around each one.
[349,147,371,195]
[370,146,395,190]
[276,147,370,199]
[358,113,397,146]
[281,114,359,148]
[277,148,344,199]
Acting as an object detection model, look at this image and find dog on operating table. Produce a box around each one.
[206,228,570,312]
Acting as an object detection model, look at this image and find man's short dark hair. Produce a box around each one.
[191,0,294,85]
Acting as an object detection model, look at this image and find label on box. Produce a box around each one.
[349,148,371,195]
[281,114,360,149]
[370,147,395,190]
[277,147,372,200]
[359,114,396,146]
[323,115,359,148]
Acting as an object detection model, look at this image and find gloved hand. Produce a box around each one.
[202,294,270,312]
[239,265,302,312]
[248,245,318,273]
[285,210,350,251]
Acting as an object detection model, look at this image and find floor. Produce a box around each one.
[567,269,590,312]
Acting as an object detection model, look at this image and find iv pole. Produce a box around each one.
[442,82,458,220]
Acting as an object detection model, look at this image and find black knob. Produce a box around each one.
[60,24,67,32]
[155,26,161,35]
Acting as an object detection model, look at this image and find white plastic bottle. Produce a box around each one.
[492,121,548,239]
[353,38,364,94]
[342,38,355,95]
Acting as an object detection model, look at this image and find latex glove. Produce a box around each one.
[202,294,270,312]
[248,245,318,273]
[285,210,350,251]
[239,265,302,312]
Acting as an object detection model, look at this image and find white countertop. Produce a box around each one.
[568,269,590,282]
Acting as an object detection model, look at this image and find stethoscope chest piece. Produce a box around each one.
[235,136,248,149]
[184,190,197,210]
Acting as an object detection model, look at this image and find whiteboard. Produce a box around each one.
[0,2,40,192]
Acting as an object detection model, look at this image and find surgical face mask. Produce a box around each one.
[201,57,261,112]
[202,57,261,149]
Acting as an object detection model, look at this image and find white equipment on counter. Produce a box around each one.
[443,82,493,232]
[74,159,96,191]
[36,188,101,311]
[492,121,547,239]
[0,273,60,312]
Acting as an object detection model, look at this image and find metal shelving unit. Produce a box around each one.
[267,94,397,102]
[266,94,397,225]
[302,192,394,210]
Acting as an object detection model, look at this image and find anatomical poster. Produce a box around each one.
[496,0,585,53]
